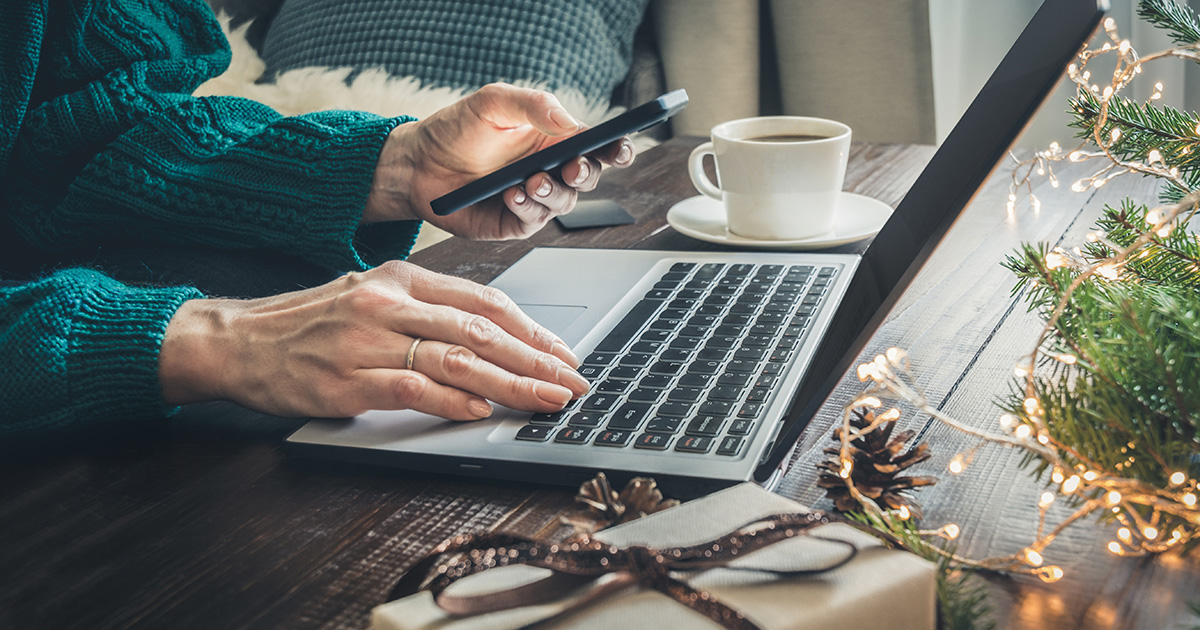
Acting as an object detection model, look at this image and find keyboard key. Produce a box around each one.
[741,335,773,348]
[516,425,554,442]
[751,323,781,336]
[608,366,640,380]
[581,394,620,412]
[619,353,653,367]
[645,289,672,300]
[657,402,694,417]
[609,403,651,429]
[639,374,673,389]
[754,375,779,389]
[568,412,605,428]
[819,266,836,276]
[667,388,704,403]
[671,262,696,272]
[677,289,704,300]
[726,359,758,373]
[654,280,681,290]
[738,402,764,419]
[675,436,713,453]
[703,294,732,306]
[715,324,743,337]
[707,386,742,401]
[728,418,753,435]
[630,341,663,354]
[628,388,661,403]
[788,264,814,276]
[679,373,712,388]
[578,365,605,380]
[718,373,752,388]
[663,271,688,283]
[746,388,770,402]
[699,400,733,416]
[722,314,751,326]
[686,360,722,375]
[530,410,569,424]
[679,325,708,338]
[756,313,785,324]
[668,298,697,310]
[684,279,713,289]
[687,314,719,328]
[593,299,661,353]
[762,363,784,375]
[635,432,672,450]
[640,330,671,343]
[811,277,831,287]
[727,264,755,276]
[776,337,800,351]
[697,304,725,315]
[735,348,767,362]
[686,415,724,436]
[662,308,689,319]
[717,436,745,456]
[596,379,630,394]
[594,430,633,447]
[769,349,793,363]
[730,303,758,314]
[555,428,592,444]
[711,284,738,295]
[584,352,618,366]
[802,295,822,305]
[697,347,730,361]
[707,335,739,349]
[650,361,685,375]
[669,337,702,350]
[757,264,784,277]
[695,263,724,279]
[646,417,683,433]
[649,317,683,330]
[762,302,791,313]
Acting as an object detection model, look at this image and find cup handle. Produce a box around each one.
[688,142,723,200]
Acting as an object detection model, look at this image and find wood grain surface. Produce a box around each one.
[0,138,1195,630]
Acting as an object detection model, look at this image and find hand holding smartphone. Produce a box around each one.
[430,89,689,216]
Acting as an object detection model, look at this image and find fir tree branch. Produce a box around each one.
[1138,0,1200,48]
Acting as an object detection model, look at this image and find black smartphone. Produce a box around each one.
[429,89,689,216]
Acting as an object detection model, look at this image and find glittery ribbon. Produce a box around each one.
[387,512,859,630]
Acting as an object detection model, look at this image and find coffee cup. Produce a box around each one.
[688,116,851,241]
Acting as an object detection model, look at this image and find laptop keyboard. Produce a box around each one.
[514,261,839,456]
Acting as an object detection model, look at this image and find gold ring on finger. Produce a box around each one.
[406,337,423,371]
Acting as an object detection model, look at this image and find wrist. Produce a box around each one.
[364,123,423,224]
[159,298,239,405]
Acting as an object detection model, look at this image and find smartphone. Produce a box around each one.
[430,89,689,216]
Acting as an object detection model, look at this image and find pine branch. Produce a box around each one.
[1080,200,1200,289]
[1137,0,1200,48]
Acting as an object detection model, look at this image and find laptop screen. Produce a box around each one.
[756,0,1109,480]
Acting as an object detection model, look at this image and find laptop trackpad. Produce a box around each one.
[517,303,587,338]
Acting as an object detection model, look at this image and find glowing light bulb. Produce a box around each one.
[1024,398,1039,414]
[1102,86,1114,100]
[1096,264,1120,280]
[1055,353,1077,364]
[857,364,871,380]
[1107,541,1122,554]
[943,524,960,539]
[1015,424,1033,440]
[1037,432,1050,445]
[839,459,853,479]
[1045,252,1068,269]
[898,505,911,521]
[1110,128,1122,142]
[879,407,901,422]
[1037,566,1064,583]
[1143,526,1158,540]
[949,455,965,475]
[999,414,1017,431]
[1062,476,1081,494]
[1024,549,1043,566]
[1148,149,1162,163]
[1104,17,1114,29]
[1083,470,1098,481]
[1069,150,1086,162]
[1106,491,1122,505]
[860,396,881,408]
[1039,492,1055,508]
[1052,469,1065,484]
[1183,493,1197,507]
[885,347,908,366]
[1071,179,1090,192]
[1118,527,1131,542]
[1145,209,1162,224]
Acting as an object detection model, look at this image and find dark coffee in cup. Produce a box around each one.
[746,134,831,143]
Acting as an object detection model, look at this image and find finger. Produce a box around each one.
[392,307,590,398]
[502,187,554,235]
[354,367,494,421]
[468,83,580,136]
[559,156,603,192]
[523,172,577,216]
[589,137,635,168]
[379,263,580,367]
[408,339,575,412]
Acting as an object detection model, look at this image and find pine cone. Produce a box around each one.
[560,473,679,536]
[816,409,937,519]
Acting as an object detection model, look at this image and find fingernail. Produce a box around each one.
[534,381,573,407]
[468,398,493,419]
[513,188,526,204]
[560,367,591,395]
[535,180,552,197]
[616,143,632,165]
[573,161,590,185]
[554,340,580,367]
[550,107,579,130]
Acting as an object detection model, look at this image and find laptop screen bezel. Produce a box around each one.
[754,0,1109,481]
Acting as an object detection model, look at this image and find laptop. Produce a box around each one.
[286,0,1109,494]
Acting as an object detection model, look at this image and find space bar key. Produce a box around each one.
[592,299,662,354]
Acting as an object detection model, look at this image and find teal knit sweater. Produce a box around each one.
[1,0,420,437]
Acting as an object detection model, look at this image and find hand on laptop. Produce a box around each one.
[363,82,636,239]
[157,261,589,420]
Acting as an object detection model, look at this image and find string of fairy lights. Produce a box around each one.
[834,17,1200,583]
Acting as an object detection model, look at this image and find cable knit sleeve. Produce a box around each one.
[2,0,420,273]
[0,269,204,438]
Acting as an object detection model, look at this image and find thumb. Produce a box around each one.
[468,83,580,137]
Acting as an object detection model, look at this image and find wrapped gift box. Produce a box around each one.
[372,483,936,630]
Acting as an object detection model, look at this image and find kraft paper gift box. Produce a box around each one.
[372,483,936,630]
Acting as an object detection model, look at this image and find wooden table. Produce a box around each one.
[2,138,1197,630]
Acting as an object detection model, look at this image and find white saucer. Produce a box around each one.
[666,192,893,250]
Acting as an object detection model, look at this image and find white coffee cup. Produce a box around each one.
[688,116,851,241]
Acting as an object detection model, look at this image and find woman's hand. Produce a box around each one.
[364,83,636,240]
[158,261,589,420]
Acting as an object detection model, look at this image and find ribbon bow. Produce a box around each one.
[387,511,859,630]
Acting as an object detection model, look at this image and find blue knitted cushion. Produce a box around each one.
[260,0,649,104]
